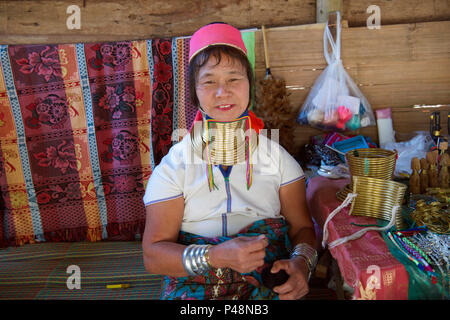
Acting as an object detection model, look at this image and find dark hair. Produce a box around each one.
[188,45,255,109]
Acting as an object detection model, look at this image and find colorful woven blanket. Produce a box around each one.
[161,218,291,300]
[0,33,256,247]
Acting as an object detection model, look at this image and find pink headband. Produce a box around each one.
[189,23,247,62]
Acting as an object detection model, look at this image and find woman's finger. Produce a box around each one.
[270,259,289,274]
[240,235,268,253]
[248,249,266,261]
[277,276,309,299]
[273,278,295,295]
[279,286,309,300]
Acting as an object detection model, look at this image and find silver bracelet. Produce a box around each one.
[182,245,196,276]
[190,245,199,274]
[290,243,318,279]
[198,246,210,275]
[182,244,212,277]
[194,245,206,274]
[295,255,312,282]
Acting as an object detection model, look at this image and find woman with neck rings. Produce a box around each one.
[142,22,317,300]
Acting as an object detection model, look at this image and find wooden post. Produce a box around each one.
[316,0,343,23]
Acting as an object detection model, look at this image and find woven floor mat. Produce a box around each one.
[0,241,162,299]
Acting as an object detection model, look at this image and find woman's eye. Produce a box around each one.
[229,78,241,82]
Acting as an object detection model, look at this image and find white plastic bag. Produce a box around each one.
[297,11,376,131]
[383,131,435,177]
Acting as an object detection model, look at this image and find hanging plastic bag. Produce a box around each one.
[297,12,376,131]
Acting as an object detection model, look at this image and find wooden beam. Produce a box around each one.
[0,0,316,44]
[316,0,343,23]
[1,1,450,45]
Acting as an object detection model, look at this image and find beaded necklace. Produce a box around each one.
[411,232,449,298]
[388,229,438,284]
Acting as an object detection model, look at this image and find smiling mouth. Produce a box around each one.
[216,104,234,111]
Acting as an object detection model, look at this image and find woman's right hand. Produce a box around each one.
[208,235,268,273]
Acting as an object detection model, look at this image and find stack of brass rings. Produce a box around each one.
[425,187,450,204]
[337,148,397,201]
[346,148,397,180]
[411,200,450,234]
[349,175,407,230]
[190,117,258,166]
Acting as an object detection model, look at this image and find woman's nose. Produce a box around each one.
[215,82,230,97]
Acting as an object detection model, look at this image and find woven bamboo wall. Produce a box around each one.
[253,21,450,150]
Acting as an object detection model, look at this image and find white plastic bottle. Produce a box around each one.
[376,108,395,148]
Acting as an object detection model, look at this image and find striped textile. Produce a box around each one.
[0,241,162,299]
[0,42,159,246]
[0,32,255,246]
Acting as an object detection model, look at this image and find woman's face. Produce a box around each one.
[195,53,250,121]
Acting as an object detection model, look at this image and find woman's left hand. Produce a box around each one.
[270,256,310,300]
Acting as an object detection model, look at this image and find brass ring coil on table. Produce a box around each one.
[337,148,398,201]
[346,148,397,181]
[349,176,407,230]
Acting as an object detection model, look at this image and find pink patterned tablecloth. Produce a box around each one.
[306,176,409,300]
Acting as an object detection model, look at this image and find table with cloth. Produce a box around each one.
[306,176,448,300]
